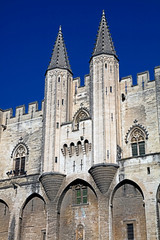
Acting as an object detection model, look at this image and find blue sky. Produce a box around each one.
[0,0,160,112]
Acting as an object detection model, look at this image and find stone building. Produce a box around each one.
[0,10,160,240]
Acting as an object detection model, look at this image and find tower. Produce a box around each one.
[90,11,120,165]
[42,26,73,173]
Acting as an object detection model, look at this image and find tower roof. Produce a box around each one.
[47,26,72,73]
[92,10,117,58]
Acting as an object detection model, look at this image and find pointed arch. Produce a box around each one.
[125,124,148,144]
[11,142,29,158]
[125,124,148,157]
[72,108,91,131]
[11,142,29,176]
[21,193,46,213]
[111,179,144,204]
[111,179,147,240]
[20,193,46,240]
[58,178,98,240]
[57,178,97,213]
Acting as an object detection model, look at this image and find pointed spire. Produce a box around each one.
[47,26,72,73]
[92,10,117,58]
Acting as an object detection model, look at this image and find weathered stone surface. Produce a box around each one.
[39,172,66,201]
[89,163,119,194]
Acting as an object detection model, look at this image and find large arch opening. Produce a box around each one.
[0,200,10,240]
[58,179,98,240]
[112,179,147,240]
[20,193,46,240]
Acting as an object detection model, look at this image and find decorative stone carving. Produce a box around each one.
[125,123,148,144]
[76,224,84,240]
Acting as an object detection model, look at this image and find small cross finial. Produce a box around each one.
[102,10,105,16]
[59,25,62,31]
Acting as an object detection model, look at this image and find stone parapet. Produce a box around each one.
[1,101,44,126]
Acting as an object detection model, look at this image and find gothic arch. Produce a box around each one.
[57,178,97,213]
[72,108,90,130]
[57,178,98,240]
[111,179,147,240]
[125,124,148,144]
[111,179,144,204]
[20,193,46,240]
[20,193,46,215]
[11,142,29,158]
[11,142,29,176]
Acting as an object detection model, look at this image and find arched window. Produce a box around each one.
[70,142,75,157]
[72,108,90,131]
[13,144,27,176]
[130,128,145,156]
[63,144,68,156]
[84,139,89,153]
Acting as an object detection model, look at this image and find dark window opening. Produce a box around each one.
[58,77,60,82]
[55,157,58,163]
[56,122,59,128]
[62,99,64,105]
[110,86,112,93]
[131,128,146,157]
[122,93,125,102]
[14,156,26,176]
[105,63,107,69]
[131,141,145,157]
[75,186,88,205]
[41,230,46,240]
[147,167,150,174]
[127,223,134,240]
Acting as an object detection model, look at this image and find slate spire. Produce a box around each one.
[92,10,117,58]
[48,26,72,73]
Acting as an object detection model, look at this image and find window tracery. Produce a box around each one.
[130,128,145,156]
[72,108,90,131]
[13,144,28,176]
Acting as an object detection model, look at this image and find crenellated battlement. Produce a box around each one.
[120,66,160,95]
[1,100,44,126]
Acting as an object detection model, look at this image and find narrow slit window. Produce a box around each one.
[110,86,112,93]
[106,87,107,95]
[127,223,134,240]
[62,99,64,105]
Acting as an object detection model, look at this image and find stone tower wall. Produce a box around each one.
[120,67,160,159]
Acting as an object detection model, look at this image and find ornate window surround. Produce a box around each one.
[72,108,91,131]
[11,142,29,176]
[125,123,148,157]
